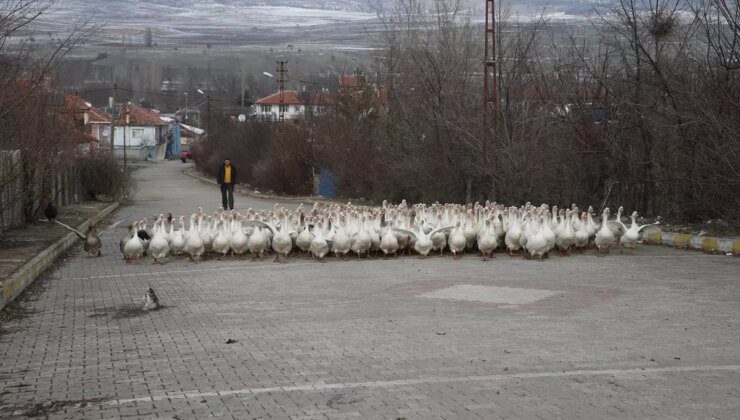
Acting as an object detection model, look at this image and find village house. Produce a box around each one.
[252,90,333,121]
[111,103,169,161]
[58,93,113,155]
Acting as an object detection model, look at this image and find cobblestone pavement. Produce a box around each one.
[1,161,739,419]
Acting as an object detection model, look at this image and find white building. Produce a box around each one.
[111,103,168,161]
[252,90,333,120]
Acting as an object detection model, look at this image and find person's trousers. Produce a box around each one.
[220,183,234,210]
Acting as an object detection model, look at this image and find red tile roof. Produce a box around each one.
[113,103,168,126]
[88,107,111,123]
[255,90,334,106]
[255,90,303,105]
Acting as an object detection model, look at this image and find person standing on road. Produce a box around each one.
[216,159,237,210]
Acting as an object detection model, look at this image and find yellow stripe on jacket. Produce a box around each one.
[224,166,232,184]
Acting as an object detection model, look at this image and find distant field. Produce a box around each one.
[20,0,596,51]
[26,2,383,50]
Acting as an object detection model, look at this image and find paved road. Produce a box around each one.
[1,161,739,419]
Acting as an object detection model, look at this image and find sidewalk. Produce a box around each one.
[0,201,119,310]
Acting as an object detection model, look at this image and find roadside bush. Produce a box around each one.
[194,120,312,195]
[78,157,132,200]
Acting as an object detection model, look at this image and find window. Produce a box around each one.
[260,105,271,113]
[279,104,289,113]
[131,128,145,139]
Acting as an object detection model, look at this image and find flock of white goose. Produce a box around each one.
[120,201,651,264]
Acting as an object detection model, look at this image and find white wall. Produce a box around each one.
[113,126,157,147]
[252,104,306,120]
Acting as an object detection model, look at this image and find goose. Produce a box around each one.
[556,211,576,255]
[606,206,626,245]
[149,219,170,264]
[198,216,213,258]
[296,219,313,253]
[54,220,102,257]
[247,225,268,259]
[137,220,151,255]
[594,209,615,255]
[309,222,330,261]
[541,212,556,256]
[619,211,648,253]
[350,217,372,259]
[124,221,145,262]
[525,217,548,260]
[379,224,400,257]
[462,212,477,250]
[120,224,134,257]
[229,216,249,256]
[476,219,498,260]
[331,223,352,259]
[448,222,467,259]
[170,217,186,256]
[212,220,231,258]
[574,213,590,250]
[393,224,454,258]
[246,219,292,262]
[185,215,205,261]
[504,215,522,256]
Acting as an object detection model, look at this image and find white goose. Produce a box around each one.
[594,208,615,255]
[619,211,648,253]
[123,221,145,262]
[185,215,205,261]
[447,222,467,259]
[350,216,372,259]
[309,221,330,261]
[379,223,400,257]
[229,216,249,256]
[149,218,170,264]
[525,217,548,260]
[476,219,498,260]
[504,212,522,256]
[296,219,313,253]
[247,223,269,260]
[212,220,231,258]
[393,223,454,258]
[170,216,186,256]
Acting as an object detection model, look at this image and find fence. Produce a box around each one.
[0,150,83,235]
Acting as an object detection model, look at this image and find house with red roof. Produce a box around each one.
[252,90,333,120]
[51,93,113,155]
[111,103,169,161]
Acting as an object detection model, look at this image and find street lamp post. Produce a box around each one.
[184,92,188,123]
[123,102,130,166]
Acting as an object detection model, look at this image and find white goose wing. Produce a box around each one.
[243,219,277,235]
[429,225,455,237]
[392,227,418,240]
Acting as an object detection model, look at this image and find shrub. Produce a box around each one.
[78,157,132,200]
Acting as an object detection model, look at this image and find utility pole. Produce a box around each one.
[123,102,130,167]
[483,0,497,195]
[276,60,287,123]
[207,62,212,136]
[109,83,117,158]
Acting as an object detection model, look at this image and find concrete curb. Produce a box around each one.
[182,166,340,205]
[641,228,739,255]
[1,202,120,310]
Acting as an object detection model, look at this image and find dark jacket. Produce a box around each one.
[216,164,237,185]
